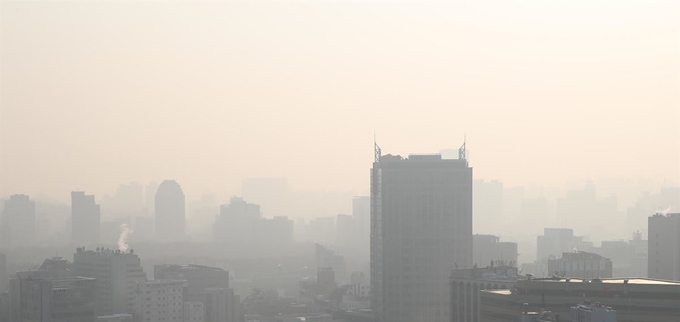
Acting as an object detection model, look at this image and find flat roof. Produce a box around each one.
[537,278,680,285]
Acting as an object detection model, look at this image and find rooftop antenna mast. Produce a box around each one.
[374,132,381,163]
[458,134,467,161]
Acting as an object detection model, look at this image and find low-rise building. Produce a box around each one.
[548,252,613,279]
[480,277,680,322]
[9,276,96,322]
[571,301,616,322]
[450,266,519,322]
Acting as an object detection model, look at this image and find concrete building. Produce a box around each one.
[0,194,35,247]
[571,301,616,322]
[204,287,241,322]
[316,244,347,285]
[0,253,6,292]
[472,235,518,268]
[371,145,473,322]
[648,213,680,281]
[548,252,613,279]
[155,180,186,242]
[352,196,370,257]
[73,247,147,315]
[480,278,680,322]
[132,279,186,322]
[71,191,101,246]
[184,301,205,322]
[214,196,261,243]
[341,272,370,310]
[9,276,95,322]
[450,266,519,322]
[154,264,229,301]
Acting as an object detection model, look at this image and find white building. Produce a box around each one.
[341,272,370,309]
[73,248,147,315]
[184,301,204,322]
[571,301,616,322]
[133,280,186,322]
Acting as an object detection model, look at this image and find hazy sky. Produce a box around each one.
[1,1,679,202]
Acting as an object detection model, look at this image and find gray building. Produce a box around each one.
[472,234,518,268]
[648,213,680,281]
[548,251,613,279]
[371,143,473,322]
[0,194,35,248]
[71,191,101,246]
[450,266,519,322]
[0,253,6,292]
[9,276,95,322]
[73,248,147,315]
[154,180,186,242]
[154,264,229,301]
[204,287,241,322]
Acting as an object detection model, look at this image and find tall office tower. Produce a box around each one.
[204,288,241,322]
[648,213,680,280]
[132,280,186,322]
[154,180,186,242]
[0,194,36,247]
[73,248,147,315]
[9,276,95,322]
[371,143,473,322]
[0,253,6,293]
[71,191,101,246]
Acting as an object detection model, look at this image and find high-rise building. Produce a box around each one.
[648,213,680,281]
[0,194,36,247]
[132,280,186,322]
[204,287,241,322]
[71,191,101,246]
[73,248,147,315]
[9,276,95,322]
[154,180,186,242]
[0,253,6,293]
[371,144,473,322]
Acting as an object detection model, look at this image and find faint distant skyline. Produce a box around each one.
[1,1,678,202]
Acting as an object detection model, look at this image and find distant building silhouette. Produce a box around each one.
[548,251,613,279]
[648,213,680,280]
[71,191,101,246]
[0,194,35,248]
[154,180,186,242]
[371,144,473,322]
[473,234,518,268]
[9,276,96,322]
[214,196,261,243]
[0,253,6,293]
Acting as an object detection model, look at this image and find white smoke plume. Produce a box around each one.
[118,223,133,252]
[659,206,674,215]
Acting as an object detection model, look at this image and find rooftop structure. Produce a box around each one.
[571,301,616,322]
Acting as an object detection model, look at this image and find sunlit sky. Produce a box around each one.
[1,1,679,203]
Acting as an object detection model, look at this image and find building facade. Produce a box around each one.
[73,248,147,315]
[133,280,186,322]
[472,235,518,268]
[371,144,473,322]
[0,194,35,248]
[154,264,229,301]
[450,266,519,322]
[155,180,186,242]
[570,301,616,322]
[648,213,680,281]
[71,191,101,246]
[547,251,613,279]
[204,287,241,322]
[9,276,95,322]
[184,301,205,322]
